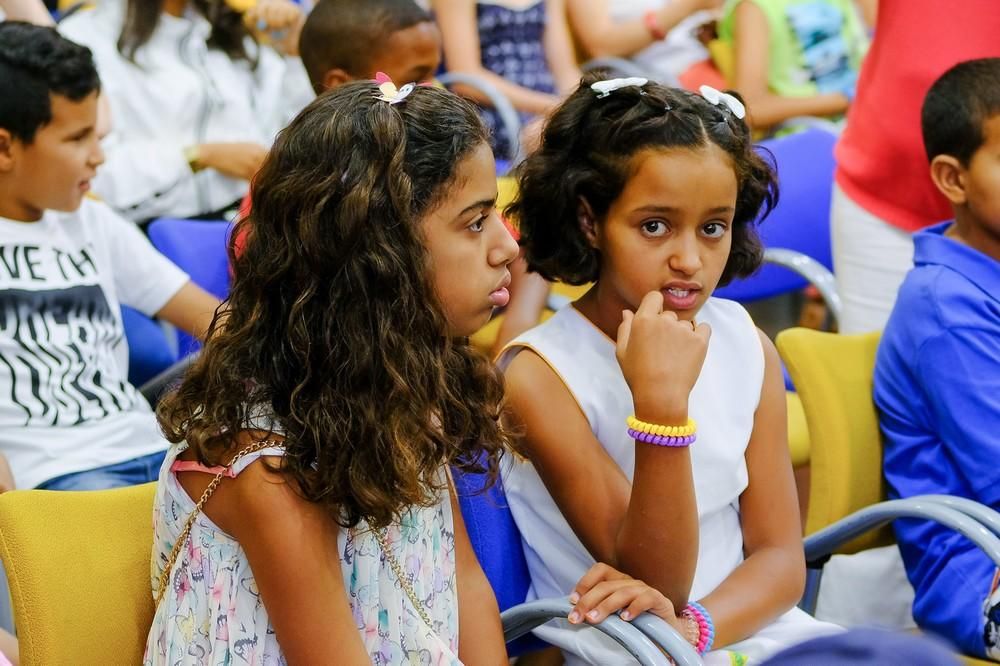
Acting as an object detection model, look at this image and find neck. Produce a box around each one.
[0,185,43,222]
[573,282,632,342]
[947,210,1000,262]
[163,0,188,18]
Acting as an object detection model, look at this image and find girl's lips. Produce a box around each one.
[79,181,91,192]
[661,286,700,310]
[489,287,510,307]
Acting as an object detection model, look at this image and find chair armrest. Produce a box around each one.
[580,58,664,83]
[907,494,1000,540]
[501,598,692,665]
[630,612,704,666]
[437,72,523,163]
[803,498,1000,568]
[762,247,842,323]
[138,352,198,406]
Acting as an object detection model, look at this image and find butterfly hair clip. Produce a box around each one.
[699,85,746,120]
[375,72,416,105]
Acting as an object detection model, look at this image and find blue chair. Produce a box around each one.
[120,305,176,388]
[715,127,841,322]
[147,218,232,358]
[451,464,700,664]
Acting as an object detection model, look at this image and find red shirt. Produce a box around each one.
[834,0,1000,233]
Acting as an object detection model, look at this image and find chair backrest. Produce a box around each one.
[147,218,232,356]
[715,127,837,303]
[0,484,156,665]
[120,305,177,387]
[451,466,546,656]
[776,328,891,554]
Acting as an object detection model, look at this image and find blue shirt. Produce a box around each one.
[875,221,1000,657]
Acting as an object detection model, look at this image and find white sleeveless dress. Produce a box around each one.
[498,298,839,665]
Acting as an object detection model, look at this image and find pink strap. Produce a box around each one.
[171,460,236,478]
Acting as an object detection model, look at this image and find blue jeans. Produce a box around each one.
[36,450,167,491]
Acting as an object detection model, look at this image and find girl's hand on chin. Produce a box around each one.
[615,291,711,424]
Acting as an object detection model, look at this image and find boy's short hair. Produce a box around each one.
[922,58,1000,165]
[0,22,101,143]
[299,0,432,90]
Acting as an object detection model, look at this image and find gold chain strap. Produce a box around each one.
[154,439,282,608]
[373,527,437,633]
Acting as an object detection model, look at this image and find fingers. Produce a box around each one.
[694,321,712,344]
[615,310,633,357]
[635,290,665,317]
[568,578,673,625]
[570,562,629,604]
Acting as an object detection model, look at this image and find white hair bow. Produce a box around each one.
[699,85,746,120]
[591,77,649,99]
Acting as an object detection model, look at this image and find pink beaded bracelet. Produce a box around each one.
[682,601,715,655]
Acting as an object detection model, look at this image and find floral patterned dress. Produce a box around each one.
[144,444,461,665]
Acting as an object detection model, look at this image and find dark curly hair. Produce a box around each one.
[157,82,511,530]
[507,74,778,287]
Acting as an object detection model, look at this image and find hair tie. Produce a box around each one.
[699,85,746,120]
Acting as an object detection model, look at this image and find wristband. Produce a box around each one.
[682,601,715,655]
[626,415,697,438]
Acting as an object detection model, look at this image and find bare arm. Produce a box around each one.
[154,281,221,341]
[542,0,583,94]
[567,0,716,59]
[503,294,709,606]
[697,331,806,648]
[451,483,508,664]
[0,0,52,24]
[191,447,371,665]
[432,0,560,115]
[732,0,849,129]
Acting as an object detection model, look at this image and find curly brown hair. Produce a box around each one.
[157,82,511,529]
[506,73,778,287]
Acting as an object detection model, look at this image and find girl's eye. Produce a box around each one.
[641,220,668,237]
[702,222,728,239]
[469,215,486,232]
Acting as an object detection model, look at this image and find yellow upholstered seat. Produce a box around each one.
[0,483,156,665]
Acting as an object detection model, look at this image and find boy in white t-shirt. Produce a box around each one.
[0,22,220,491]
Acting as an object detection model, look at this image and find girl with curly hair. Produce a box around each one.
[499,75,841,663]
[142,80,521,664]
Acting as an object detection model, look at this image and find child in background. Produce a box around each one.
[875,58,1000,660]
[0,22,219,491]
[433,0,581,159]
[148,78,687,664]
[500,75,840,663]
[717,0,867,129]
[58,0,313,223]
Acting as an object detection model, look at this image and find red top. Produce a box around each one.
[834,0,1000,233]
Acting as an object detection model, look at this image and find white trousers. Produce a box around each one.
[830,184,916,334]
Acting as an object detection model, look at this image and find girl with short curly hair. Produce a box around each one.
[499,74,841,663]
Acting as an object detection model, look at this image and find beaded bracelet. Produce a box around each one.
[682,601,715,655]
[626,415,697,438]
[626,428,696,447]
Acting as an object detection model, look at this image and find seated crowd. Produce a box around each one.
[0,0,997,664]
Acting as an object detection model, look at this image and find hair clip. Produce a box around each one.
[699,85,746,120]
[375,72,416,105]
[591,77,648,99]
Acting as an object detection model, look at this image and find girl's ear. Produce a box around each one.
[929,154,968,206]
[578,197,599,249]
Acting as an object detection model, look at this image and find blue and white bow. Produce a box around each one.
[591,77,649,99]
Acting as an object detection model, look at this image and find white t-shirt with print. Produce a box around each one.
[0,198,189,488]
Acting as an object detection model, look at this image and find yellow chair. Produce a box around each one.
[776,328,888,552]
[777,328,996,666]
[0,483,156,666]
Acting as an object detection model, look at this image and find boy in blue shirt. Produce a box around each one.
[875,57,1000,659]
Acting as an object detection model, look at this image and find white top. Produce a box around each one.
[0,198,189,488]
[146,444,462,665]
[60,0,313,222]
[499,299,838,664]
[608,0,712,82]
